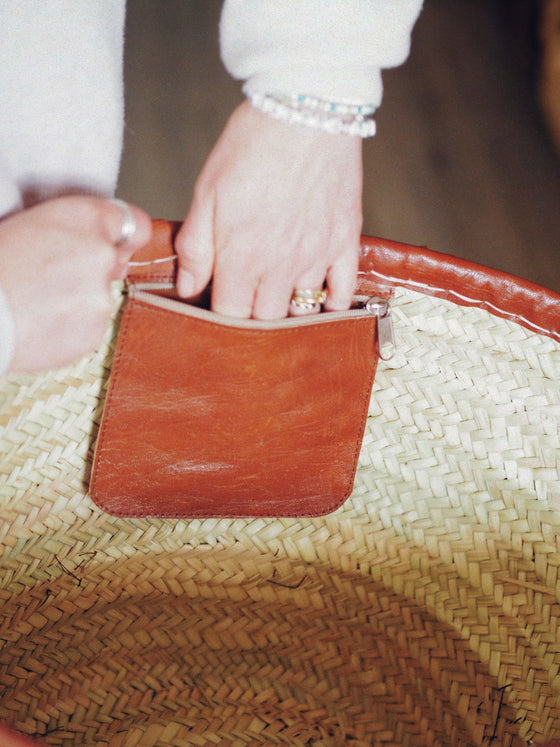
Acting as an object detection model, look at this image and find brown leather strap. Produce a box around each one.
[358,236,560,343]
[126,219,180,285]
[127,220,560,342]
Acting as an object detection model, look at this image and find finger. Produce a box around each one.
[288,267,328,317]
[175,193,216,298]
[39,195,152,257]
[252,273,297,320]
[210,259,257,319]
[324,244,360,311]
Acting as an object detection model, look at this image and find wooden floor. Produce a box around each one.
[118,0,560,292]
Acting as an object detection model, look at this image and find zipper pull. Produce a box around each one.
[365,297,396,360]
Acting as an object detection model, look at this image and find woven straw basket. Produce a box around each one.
[1,235,560,747]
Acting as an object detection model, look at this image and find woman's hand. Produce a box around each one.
[175,101,363,319]
[0,196,151,373]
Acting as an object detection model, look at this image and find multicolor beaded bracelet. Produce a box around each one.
[247,91,377,138]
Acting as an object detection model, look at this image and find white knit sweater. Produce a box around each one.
[0,0,423,373]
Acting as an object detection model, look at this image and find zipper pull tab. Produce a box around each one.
[365,297,396,360]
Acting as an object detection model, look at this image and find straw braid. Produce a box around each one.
[0,285,559,746]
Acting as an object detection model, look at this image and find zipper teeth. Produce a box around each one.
[131,285,374,330]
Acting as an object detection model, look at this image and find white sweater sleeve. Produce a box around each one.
[219,0,423,107]
[0,283,15,376]
[0,1,126,217]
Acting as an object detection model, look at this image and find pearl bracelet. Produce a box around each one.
[247,91,377,138]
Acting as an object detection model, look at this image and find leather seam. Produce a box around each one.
[130,296,373,335]
[89,296,136,506]
[367,269,560,342]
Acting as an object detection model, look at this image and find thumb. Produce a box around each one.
[174,193,215,298]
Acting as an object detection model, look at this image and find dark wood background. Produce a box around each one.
[117,0,560,291]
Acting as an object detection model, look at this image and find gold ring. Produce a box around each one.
[110,198,137,247]
[290,288,328,311]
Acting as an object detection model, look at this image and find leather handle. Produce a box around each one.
[126,219,180,285]
[358,236,560,342]
[127,220,560,342]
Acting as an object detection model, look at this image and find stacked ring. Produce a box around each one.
[290,288,328,312]
[110,198,137,247]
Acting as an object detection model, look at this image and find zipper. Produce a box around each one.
[129,284,395,357]
[365,297,396,360]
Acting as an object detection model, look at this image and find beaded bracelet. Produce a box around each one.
[247,91,377,138]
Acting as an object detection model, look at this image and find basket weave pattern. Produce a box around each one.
[1,285,559,746]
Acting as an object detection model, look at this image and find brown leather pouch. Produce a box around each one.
[89,221,383,518]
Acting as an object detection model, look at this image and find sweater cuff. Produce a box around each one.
[241,67,384,109]
[0,282,16,375]
[220,0,423,105]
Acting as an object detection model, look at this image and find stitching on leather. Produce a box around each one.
[128,271,174,285]
[89,297,136,505]
[368,268,560,342]
[130,299,376,339]
[337,333,380,511]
